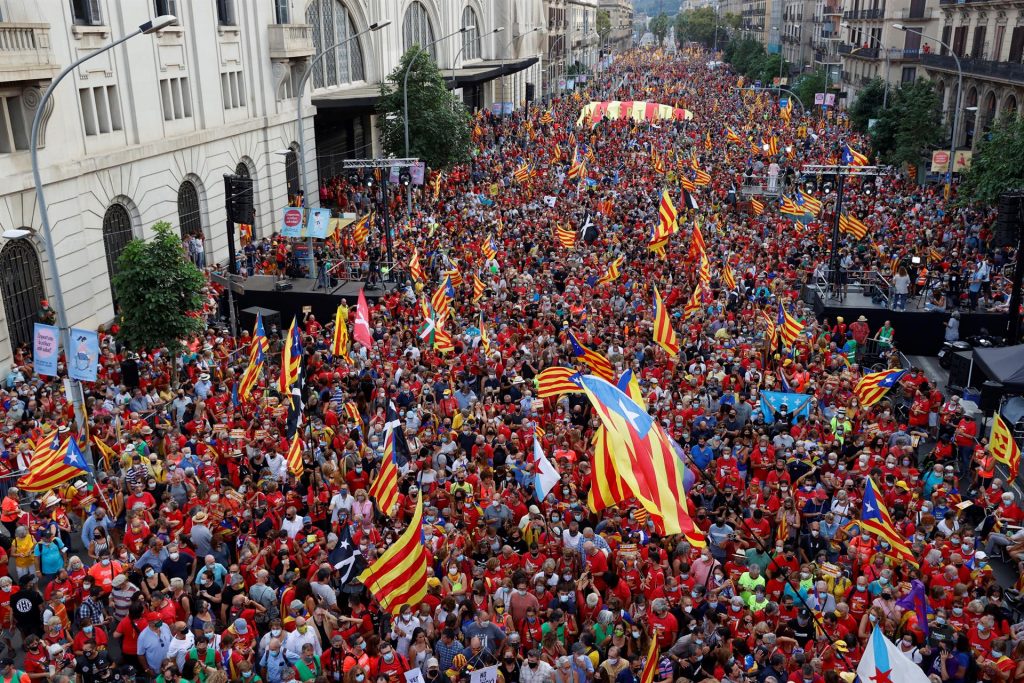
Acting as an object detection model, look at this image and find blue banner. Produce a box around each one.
[305,208,331,239]
[68,328,99,382]
[33,323,60,377]
[760,390,812,424]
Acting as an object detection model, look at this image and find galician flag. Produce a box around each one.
[857,626,930,683]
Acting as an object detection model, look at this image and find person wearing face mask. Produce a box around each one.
[258,637,300,683]
[284,617,321,659]
[518,649,553,683]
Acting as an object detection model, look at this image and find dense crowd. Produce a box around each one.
[0,48,1019,683]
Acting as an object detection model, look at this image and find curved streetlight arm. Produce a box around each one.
[500,27,541,109]
[29,16,178,475]
[841,23,891,108]
[403,26,473,157]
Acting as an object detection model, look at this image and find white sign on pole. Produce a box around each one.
[470,666,498,683]
[405,670,425,683]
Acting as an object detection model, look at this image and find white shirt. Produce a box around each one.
[329,493,354,522]
[266,452,286,480]
[167,632,195,669]
[280,516,304,539]
[284,627,322,658]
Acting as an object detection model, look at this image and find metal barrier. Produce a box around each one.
[739,173,786,197]
[815,269,892,307]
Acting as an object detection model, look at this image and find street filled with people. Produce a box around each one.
[0,48,1019,683]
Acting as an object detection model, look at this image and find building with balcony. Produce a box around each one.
[599,0,634,53]
[781,0,816,74]
[568,0,599,71]
[741,0,769,45]
[0,0,545,370]
[920,0,1024,152]
[811,0,843,79]
[839,0,937,101]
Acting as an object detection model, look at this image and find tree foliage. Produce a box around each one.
[674,7,718,47]
[650,13,671,45]
[377,47,473,170]
[870,79,942,167]
[960,114,1024,204]
[723,39,789,84]
[597,9,612,42]
[848,77,887,132]
[112,222,205,354]
[791,69,828,112]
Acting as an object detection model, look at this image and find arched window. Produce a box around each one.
[462,6,481,60]
[102,203,134,301]
[234,161,249,178]
[306,0,366,89]
[177,179,202,240]
[403,1,436,60]
[0,239,45,351]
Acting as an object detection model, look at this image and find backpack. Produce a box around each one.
[250,583,279,624]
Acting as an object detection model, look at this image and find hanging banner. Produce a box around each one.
[68,328,99,383]
[305,208,332,239]
[33,323,60,377]
[280,207,305,238]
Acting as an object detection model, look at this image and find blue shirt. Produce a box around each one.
[80,514,115,548]
[260,649,300,683]
[690,444,714,470]
[137,624,172,672]
[33,538,65,574]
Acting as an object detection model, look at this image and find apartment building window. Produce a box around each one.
[0,92,29,153]
[102,203,134,300]
[1009,27,1024,63]
[79,86,123,136]
[222,70,246,110]
[159,77,193,121]
[971,25,985,59]
[403,1,437,60]
[306,0,366,89]
[70,0,103,26]
[901,66,917,83]
[216,0,236,26]
[274,0,290,24]
[154,0,177,17]
[0,239,46,351]
[461,6,481,61]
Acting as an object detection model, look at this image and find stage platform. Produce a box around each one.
[805,289,1009,356]
[234,275,400,325]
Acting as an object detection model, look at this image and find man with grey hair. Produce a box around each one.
[519,648,554,683]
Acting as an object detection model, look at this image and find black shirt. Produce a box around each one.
[11,587,43,627]
[76,653,114,683]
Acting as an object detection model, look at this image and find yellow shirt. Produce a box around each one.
[12,535,35,568]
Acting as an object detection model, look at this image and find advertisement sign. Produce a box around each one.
[931,150,972,173]
[33,323,59,377]
[280,207,305,237]
[814,93,825,105]
[68,327,99,382]
[305,208,331,239]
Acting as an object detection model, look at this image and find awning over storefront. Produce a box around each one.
[311,57,538,111]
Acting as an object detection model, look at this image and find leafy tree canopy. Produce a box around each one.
[848,77,887,132]
[870,79,942,167]
[960,114,1024,204]
[597,9,612,41]
[650,13,671,45]
[377,46,473,171]
[112,222,205,354]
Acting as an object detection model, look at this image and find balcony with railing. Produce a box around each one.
[920,52,1024,82]
[0,22,58,82]
[840,44,923,61]
[823,2,843,15]
[268,24,314,60]
[842,8,886,20]
[893,7,936,20]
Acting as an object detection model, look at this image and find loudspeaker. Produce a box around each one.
[240,306,280,334]
[525,83,535,102]
[981,380,1005,413]
[224,174,254,224]
[947,350,973,392]
[993,191,1024,247]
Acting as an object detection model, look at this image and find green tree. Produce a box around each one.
[848,77,887,132]
[960,114,1024,204]
[871,79,941,167]
[597,9,611,42]
[792,69,827,112]
[675,7,718,47]
[650,13,671,45]
[377,47,472,170]
[112,222,205,354]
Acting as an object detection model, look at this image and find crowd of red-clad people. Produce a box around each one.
[0,47,1019,683]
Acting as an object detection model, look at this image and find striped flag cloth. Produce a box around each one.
[540,110,553,125]
[777,303,805,348]
[861,477,917,566]
[481,238,497,260]
[472,274,486,303]
[989,413,1021,480]
[853,369,907,407]
[278,317,303,394]
[344,401,362,424]
[798,190,823,215]
[286,433,304,478]
[682,285,702,319]
[567,146,586,179]
[331,304,350,361]
[722,261,738,290]
[651,150,666,174]
[19,434,91,492]
[680,176,696,193]
[514,163,532,184]
[652,286,679,355]
[369,428,400,515]
[726,127,742,144]
[697,252,712,288]
[657,190,677,238]
[839,213,869,239]
[444,266,464,288]
[596,256,624,286]
[409,247,427,283]
[555,224,577,248]
[358,492,429,614]
[479,314,492,356]
[842,143,868,166]
[761,307,778,348]
[352,213,370,244]
[639,630,660,683]
[536,366,584,398]
[751,198,765,216]
[430,279,453,322]
[91,435,118,471]
[704,131,712,150]
[693,167,712,186]
[239,314,268,400]
[433,327,455,354]
[567,330,614,382]
[780,195,804,216]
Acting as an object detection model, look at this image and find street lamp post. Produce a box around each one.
[295,20,390,275]
[27,13,178,473]
[403,26,475,214]
[450,27,504,92]
[841,21,890,108]
[500,27,542,112]
[895,23,961,192]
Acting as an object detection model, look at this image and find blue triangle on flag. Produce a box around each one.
[63,437,91,472]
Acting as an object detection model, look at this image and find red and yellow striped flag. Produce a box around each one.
[639,631,659,683]
[704,131,712,151]
[472,274,486,303]
[359,493,428,614]
[479,314,492,356]
[286,433,304,478]
[567,331,614,382]
[344,401,361,424]
[722,261,738,290]
[657,190,677,238]
[409,247,427,283]
[838,213,869,239]
[369,429,400,515]
[536,366,584,398]
[596,256,624,286]
[331,304,350,361]
[990,413,1021,480]
[682,285,702,320]
[278,318,303,395]
[352,213,370,245]
[555,224,576,248]
[751,198,765,216]
[652,286,679,355]
[19,434,91,492]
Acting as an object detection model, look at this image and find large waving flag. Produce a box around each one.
[331,303,350,361]
[278,318,303,394]
[777,304,805,348]
[722,260,738,290]
[726,127,742,144]
[639,634,659,683]
[798,190,822,216]
[596,256,624,286]
[780,195,804,216]
[588,372,644,513]
[370,428,400,515]
[857,626,929,683]
[536,366,584,398]
[555,223,577,248]
[358,493,428,615]
[657,190,678,238]
[861,477,917,567]
[682,284,702,319]
[409,247,427,283]
[472,274,486,304]
[652,286,679,355]
[286,433,304,478]
[854,369,907,407]
[839,213,869,240]
[530,429,561,501]
[577,374,702,541]
[567,331,614,382]
[353,288,374,349]
[239,314,268,401]
[19,435,90,492]
[989,413,1021,480]
[843,143,869,167]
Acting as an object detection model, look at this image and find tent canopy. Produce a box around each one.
[576,100,694,126]
[973,344,1024,391]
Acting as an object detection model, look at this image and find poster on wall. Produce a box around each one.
[281,207,305,237]
[33,323,59,377]
[305,208,331,239]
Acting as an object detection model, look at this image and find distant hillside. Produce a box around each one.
[633,0,682,16]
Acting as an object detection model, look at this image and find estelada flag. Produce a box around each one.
[652,286,679,355]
